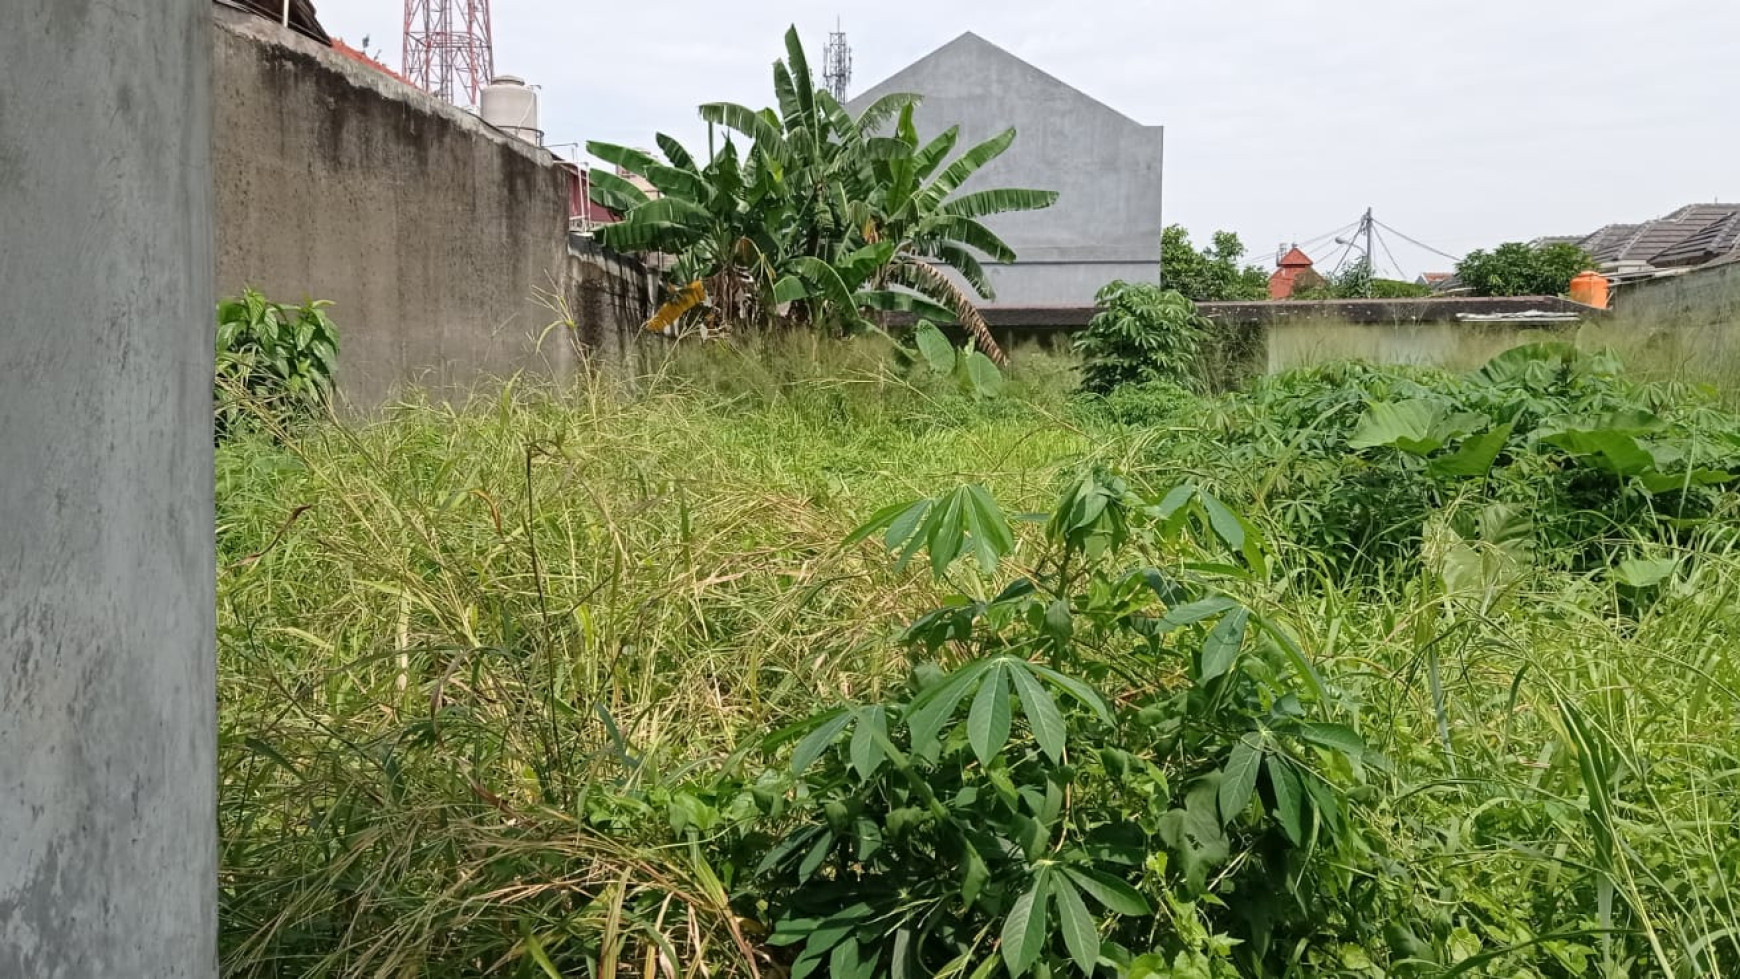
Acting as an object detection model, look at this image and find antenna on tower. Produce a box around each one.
[823,19,853,102]
[403,0,495,108]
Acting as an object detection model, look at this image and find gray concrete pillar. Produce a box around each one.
[1,1,216,976]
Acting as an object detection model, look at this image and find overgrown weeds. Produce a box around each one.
[218,338,1740,977]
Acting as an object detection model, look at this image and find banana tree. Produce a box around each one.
[859,104,1058,364]
[588,25,1058,363]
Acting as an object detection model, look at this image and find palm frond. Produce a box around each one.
[933,243,996,302]
[587,169,651,212]
[921,128,1016,207]
[586,141,662,179]
[927,216,1018,265]
[655,133,698,172]
[854,92,922,135]
[939,188,1059,220]
[698,102,786,154]
[896,260,1008,366]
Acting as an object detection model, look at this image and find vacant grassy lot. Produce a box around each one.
[218,339,1740,978]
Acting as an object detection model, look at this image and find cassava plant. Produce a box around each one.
[1075,283,1211,395]
[720,472,1383,978]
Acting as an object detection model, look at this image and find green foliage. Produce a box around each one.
[1075,283,1211,395]
[212,336,1740,979]
[748,474,1368,977]
[589,27,1057,361]
[1293,260,1432,300]
[215,287,338,436]
[1455,241,1593,297]
[899,321,1006,400]
[1160,226,1271,302]
[1366,277,1432,298]
[1201,343,1740,575]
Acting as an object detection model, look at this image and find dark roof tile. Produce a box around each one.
[1652,211,1740,267]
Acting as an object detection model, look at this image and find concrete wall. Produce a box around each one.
[1266,319,1573,372]
[1598,259,1740,377]
[1615,258,1740,328]
[565,236,657,368]
[849,33,1164,306]
[1,1,216,976]
[214,8,579,405]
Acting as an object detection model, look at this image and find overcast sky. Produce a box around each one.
[324,1,1738,278]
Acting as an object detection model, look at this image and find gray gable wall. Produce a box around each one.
[849,33,1164,306]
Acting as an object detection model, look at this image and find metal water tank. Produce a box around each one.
[480,75,542,145]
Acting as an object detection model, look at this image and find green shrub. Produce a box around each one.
[211,342,1740,978]
[215,287,337,436]
[1203,344,1740,576]
[1075,283,1209,394]
[724,474,1374,978]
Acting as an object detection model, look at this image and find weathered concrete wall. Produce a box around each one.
[1598,259,1740,378]
[1266,319,1573,372]
[850,33,1164,306]
[1,0,216,976]
[214,8,577,405]
[565,236,657,368]
[1614,258,1740,329]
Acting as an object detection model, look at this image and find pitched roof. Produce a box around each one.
[1579,204,1740,265]
[1579,224,1643,263]
[1651,210,1740,267]
[1276,247,1314,268]
[853,31,1154,128]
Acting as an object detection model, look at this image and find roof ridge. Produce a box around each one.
[855,31,1157,128]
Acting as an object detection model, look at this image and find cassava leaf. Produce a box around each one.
[1296,721,1366,758]
[1008,661,1068,762]
[1197,491,1247,552]
[1199,608,1250,682]
[967,663,1013,764]
[791,710,852,775]
[1155,596,1240,633]
[1267,754,1305,845]
[1000,869,1052,977]
[1219,734,1263,825]
[1052,875,1101,975]
[1062,866,1151,915]
[849,706,888,779]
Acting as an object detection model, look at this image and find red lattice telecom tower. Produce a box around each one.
[403,0,495,108]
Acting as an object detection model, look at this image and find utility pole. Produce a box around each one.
[1362,207,1374,291]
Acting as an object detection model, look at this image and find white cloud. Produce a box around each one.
[321,0,1740,278]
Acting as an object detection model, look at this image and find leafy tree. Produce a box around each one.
[587,27,1058,364]
[1075,283,1210,394]
[1368,277,1432,298]
[1455,241,1592,297]
[1292,259,1431,299]
[1159,225,1270,302]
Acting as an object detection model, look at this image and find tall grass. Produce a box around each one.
[218,337,1740,976]
[217,342,1100,975]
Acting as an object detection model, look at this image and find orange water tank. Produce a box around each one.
[1569,271,1610,309]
